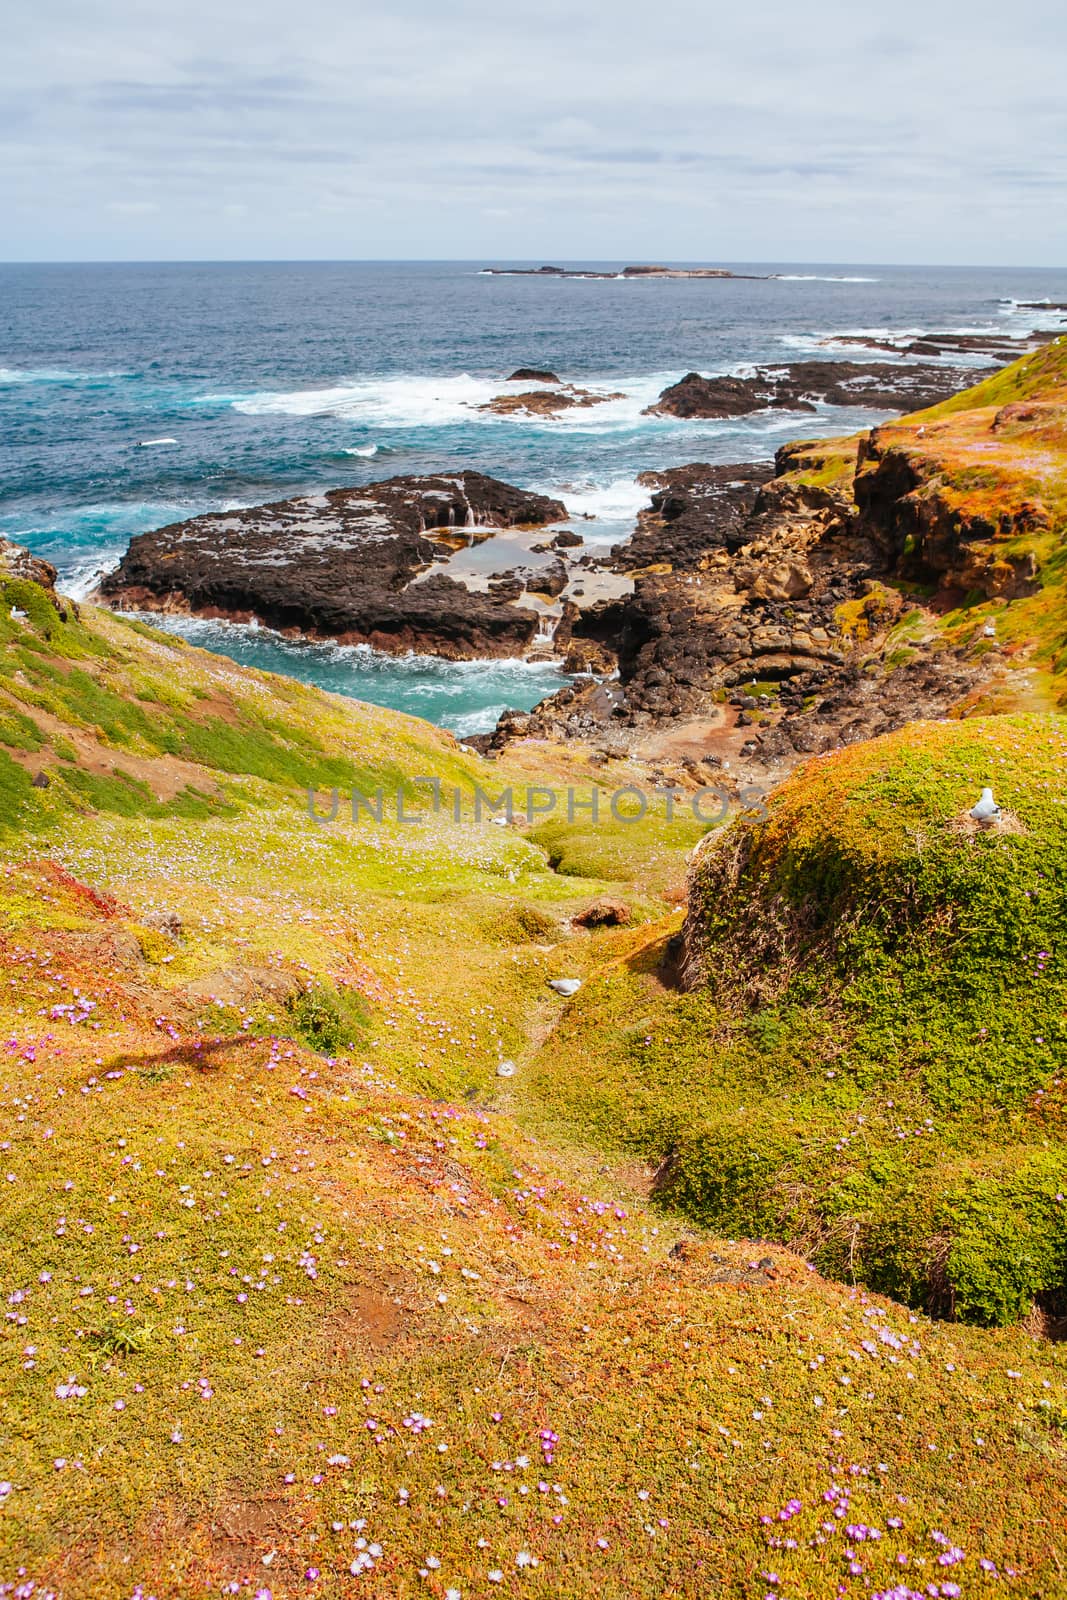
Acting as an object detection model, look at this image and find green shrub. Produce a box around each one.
[286,983,370,1054]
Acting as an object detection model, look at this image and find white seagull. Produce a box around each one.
[970,787,1000,821]
[547,978,582,997]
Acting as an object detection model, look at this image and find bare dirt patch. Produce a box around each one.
[330,1280,416,1350]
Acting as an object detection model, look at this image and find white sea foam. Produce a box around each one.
[226,373,502,427]
[0,367,129,384]
[448,706,513,737]
[535,476,650,524]
[772,274,880,283]
[217,362,934,439]
[341,444,380,457]
[148,614,563,675]
[63,555,123,602]
[997,297,1067,330]
[218,370,680,435]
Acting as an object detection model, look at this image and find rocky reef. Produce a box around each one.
[483,443,984,772]
[645,360,995,418]
[479,381,625,417]
[825,326,1065,361]
[100,472,569,660]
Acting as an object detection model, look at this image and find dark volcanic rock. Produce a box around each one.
[646,372,786,419]
[617,463,775,570]
[507,368,561,383]
[646,361,991,419]
[479,385,624,417]
[827,328,1064,359]
[100,472,567,661]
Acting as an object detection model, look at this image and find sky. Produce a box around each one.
[3,0,1066,264]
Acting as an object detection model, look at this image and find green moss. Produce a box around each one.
[0,704,44,752]
[286,982,370,1054]
[0,577,64,636]
[58,765,230,821]
[480,901,560,944]
[0,748,35,834]
[530,804,708,885]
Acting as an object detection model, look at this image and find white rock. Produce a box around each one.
[548,978,582,997]
[970,787,1000,821]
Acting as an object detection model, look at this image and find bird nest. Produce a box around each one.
[947,807,1027,839]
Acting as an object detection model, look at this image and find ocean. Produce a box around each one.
[2,259,1066,735]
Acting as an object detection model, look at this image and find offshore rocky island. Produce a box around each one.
[3,334,1067,1594]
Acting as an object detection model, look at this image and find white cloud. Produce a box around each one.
[2,0,1065,261]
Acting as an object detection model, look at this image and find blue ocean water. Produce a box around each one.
[2,260,1066,733]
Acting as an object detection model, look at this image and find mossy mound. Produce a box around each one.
[676,714,1067,1321]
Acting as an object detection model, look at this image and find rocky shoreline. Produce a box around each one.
[94,342,1063,784]
[475,442,996,782]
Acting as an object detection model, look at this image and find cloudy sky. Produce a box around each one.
[4,0,1065,263]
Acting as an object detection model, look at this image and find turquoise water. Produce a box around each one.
[2,260,1065,731]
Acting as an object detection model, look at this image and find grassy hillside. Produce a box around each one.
[3,847,1063,1597]
[912,335,1067,420]
[0,583,1063,1596]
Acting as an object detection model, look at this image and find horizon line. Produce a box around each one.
[1,256,1066,272]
